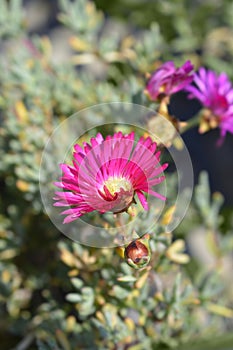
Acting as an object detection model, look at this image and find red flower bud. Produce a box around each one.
[124,234,151,269]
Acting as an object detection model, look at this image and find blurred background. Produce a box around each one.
[0,0,233,349]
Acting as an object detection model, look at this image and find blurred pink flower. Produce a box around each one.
[54,132,168,223]
[146,60,194,100]
[186,67,233,140]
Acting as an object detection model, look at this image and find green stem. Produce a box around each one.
[180,113,201,134]
[115,213,127,245]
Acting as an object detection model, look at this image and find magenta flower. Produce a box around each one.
[54,132,168,224]
[186,68,233,138]
[145,60,194,101]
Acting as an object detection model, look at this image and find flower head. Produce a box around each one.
[145,60,194,101]
[186,67,233,139]
[54,131,168,223]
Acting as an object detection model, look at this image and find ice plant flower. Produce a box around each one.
[124,234,151,269]
[54,132,168,223]
[186,67,233,140]
[145,60,194,101]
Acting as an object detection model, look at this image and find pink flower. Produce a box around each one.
[145,60,194,101]
[54,132,168,223]
[186,67,233,139]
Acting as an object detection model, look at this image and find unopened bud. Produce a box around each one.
[124,234,151,269]
[199,108,220,134]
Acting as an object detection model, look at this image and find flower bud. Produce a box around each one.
[124,234,151,269]
[199,108,219,134]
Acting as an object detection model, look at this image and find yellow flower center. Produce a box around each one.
[104,176,132,196]
[102,176,134,213]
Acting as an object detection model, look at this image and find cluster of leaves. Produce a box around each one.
[0,0,232,349]
[95,0,233,78]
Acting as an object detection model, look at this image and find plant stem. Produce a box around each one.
[13,333,34,350]
[115,213,127,245]
[180,113,201,134]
